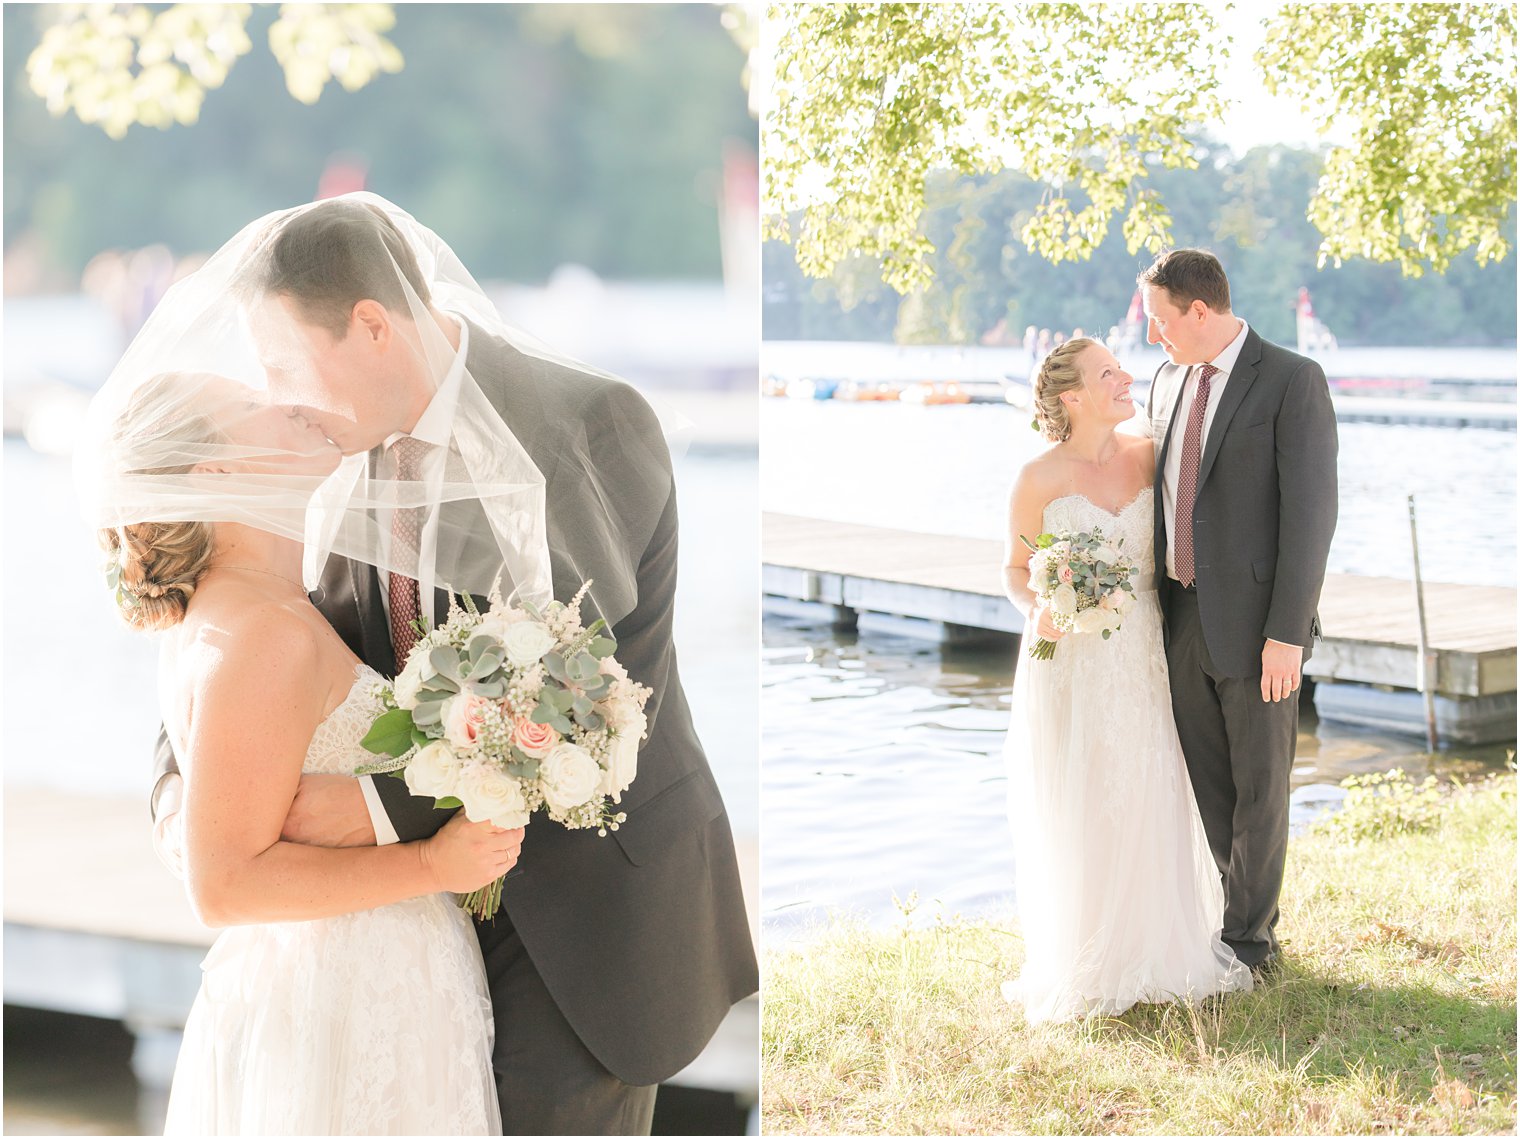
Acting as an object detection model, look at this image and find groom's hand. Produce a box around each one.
[1261,639,1304,703]
[281,774,378,847]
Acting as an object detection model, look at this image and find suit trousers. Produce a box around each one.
[1164,585,1298,968]
[477,910,659,1136]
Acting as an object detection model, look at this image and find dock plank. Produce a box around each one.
[763,513,1517,696]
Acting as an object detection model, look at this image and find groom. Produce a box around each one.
[1139,248,1337,976]
[150,198,758,1134]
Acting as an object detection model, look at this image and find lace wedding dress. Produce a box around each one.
[1002,488,1251,1023]
[163,664,501,1135]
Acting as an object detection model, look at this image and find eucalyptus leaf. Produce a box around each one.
[505,757,540,779]
[433,796,463,810]
[428,646,463,684]
[360,707,416,756]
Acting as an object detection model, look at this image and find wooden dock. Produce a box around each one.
[763,513,1517,744]
[4,788,760,1119]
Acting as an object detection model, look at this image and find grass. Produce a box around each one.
[762,773,1517,1135]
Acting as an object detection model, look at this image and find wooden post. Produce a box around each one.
[1407,495,1438,750]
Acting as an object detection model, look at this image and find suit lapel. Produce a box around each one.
[1196,329,1262,490]
[351,557,398,677]
[1154,364,1189,472]
[1152,365,1187,565]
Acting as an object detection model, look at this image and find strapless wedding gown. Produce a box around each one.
[1002,488,1251,1022]
[163,664,501,1135]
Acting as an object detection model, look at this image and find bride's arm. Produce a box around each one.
[180,608,518,927]
[1002,466,1063,643]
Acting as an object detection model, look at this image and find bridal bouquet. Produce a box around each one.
[1021,527,1137,660]
[355,581,651,919]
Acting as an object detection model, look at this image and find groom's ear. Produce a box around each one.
[349,299,392,348]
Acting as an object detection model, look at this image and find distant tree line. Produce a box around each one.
[763,143,1518,348]
[4,4,751,285]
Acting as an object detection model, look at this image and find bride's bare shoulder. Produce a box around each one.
[178,582,323,677]
[1119,433,1157,478]
[1012,445,1067,499]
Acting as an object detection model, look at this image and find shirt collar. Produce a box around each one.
[385,315,470,451]
[1205,317,1249,379]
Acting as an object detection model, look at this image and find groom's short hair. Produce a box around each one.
[242,200,432,338]
[1139,249,1231,314]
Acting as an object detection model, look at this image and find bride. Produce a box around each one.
[93,370,514,1134]
[1000,337,1251,1023]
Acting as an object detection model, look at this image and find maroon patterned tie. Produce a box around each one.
[1173,364,1219,588]
[388,436,429,664]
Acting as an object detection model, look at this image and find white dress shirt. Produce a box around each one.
[360,316,470,846]
[1161,318,1249,581]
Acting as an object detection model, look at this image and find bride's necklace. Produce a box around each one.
[206,565,308,595]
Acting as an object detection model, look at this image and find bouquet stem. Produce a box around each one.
[460,875,506,921]
[1027,637,1057,660]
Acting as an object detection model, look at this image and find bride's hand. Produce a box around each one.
[1032,605,1065,642]
[420,814,525,893]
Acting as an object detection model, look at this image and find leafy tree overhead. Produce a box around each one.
[766,2,1517,290]
[766,3,1229,292]
[26,3,402,138]
[1259,3,1516,276]
[763,145,1518,347]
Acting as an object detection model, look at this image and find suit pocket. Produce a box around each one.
[610,769,725,867]
[1252,557,1275,583]
[1224,419,1273,457]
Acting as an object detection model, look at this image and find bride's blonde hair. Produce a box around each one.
[98,373,224,631]
[1032,337,1097,442]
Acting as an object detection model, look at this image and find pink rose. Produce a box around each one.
[443,693,491,751]
[513,717,559,758]
[1058,564,1074,584]
[1100,588,1124,611]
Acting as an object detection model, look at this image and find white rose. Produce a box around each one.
[393,653,427,709]
[1093,545,1119,565]
[1074,608,1110,636]
[456,765,531,829]
[598,655,629,683]
[405,741,460,800]
[600,688,644,732]
[474,606,528,645]
[540,742,602,812]
[601,730,640,803]
[502,621,557,668]
[1050,583,1078,617]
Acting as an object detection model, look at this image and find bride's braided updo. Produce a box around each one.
[99,373,225,631]
[1031,337,1097,443]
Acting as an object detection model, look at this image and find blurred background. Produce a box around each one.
[3,3,759,1134]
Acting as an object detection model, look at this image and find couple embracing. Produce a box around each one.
[80,194,757,1134]
[1001,249,1339,1022]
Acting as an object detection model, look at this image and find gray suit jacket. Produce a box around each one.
[1147,326,1339,677]
[155,324,758,1087]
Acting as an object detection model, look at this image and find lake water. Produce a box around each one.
[760,612,1515,945]
[758,378,1517,945]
